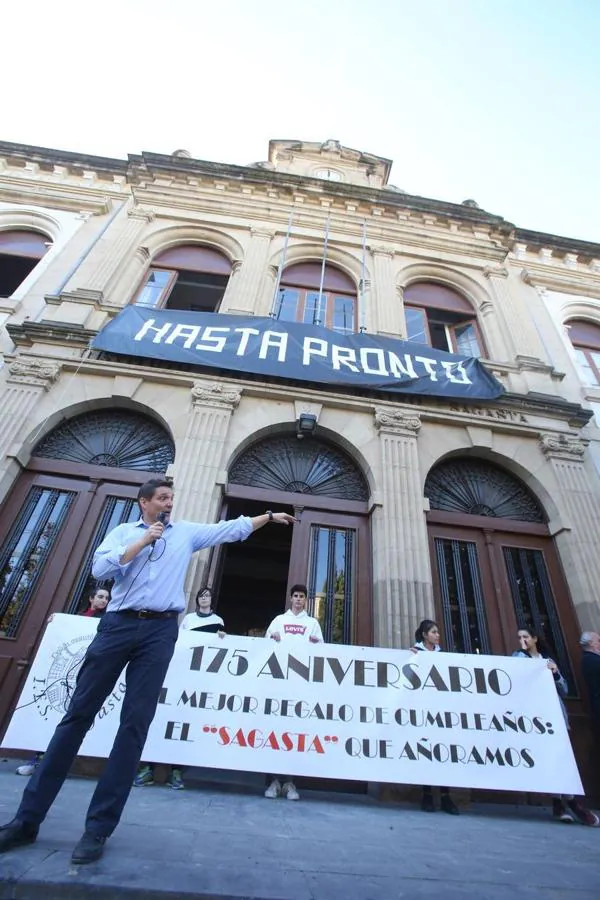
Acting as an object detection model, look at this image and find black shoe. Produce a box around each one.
[421,792,435,812]
[71,831,106,864]
[0,818,38,853]
[441,793,460,816]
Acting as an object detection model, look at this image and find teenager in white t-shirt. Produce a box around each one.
[180,586,225,636]
[264,584,323,801]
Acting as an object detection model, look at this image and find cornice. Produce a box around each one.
[493,391,591,428]
[128,152,513,234]
[6,320,96,349]
[514,228,600,261]
[7,347,588,435]
[0,180,117,215]
[399,390,592,430]
[520,266,600,299]
[128,192,509,264]
[0,140,128,177]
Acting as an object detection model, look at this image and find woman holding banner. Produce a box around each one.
[412,619,460,815]
[513,626,599,827]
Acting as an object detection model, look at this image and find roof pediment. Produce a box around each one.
[265,138,392,188]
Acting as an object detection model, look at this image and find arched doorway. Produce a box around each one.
[424,454,597,794]
[0,408,174,733]
[212,433,371,644]
[425,456,580,688]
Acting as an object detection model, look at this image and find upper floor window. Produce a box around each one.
[403,282,484,357]
[275,262,356,334]
[0,230,52,299]
[567,319,600,386]
[133,245,231,313]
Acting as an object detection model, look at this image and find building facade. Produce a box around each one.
[1,138,599,791]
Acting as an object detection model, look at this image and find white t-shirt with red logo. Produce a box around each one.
[266,608,324,643]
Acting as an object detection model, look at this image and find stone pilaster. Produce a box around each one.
[63,204,153,302]
[478,298,509,361]
[1,358,60,459]
[371,407,434,648]
[483,266,545,362]
[89,206,155,297]
[172,382,242,521]
[371,246,404,337]
[171,382,241,605]
[539,433,600,631]
[220,227,275,315]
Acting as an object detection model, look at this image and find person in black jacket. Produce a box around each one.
[411,619,459,815]
[580,631,600,744]
[514,626,598,826]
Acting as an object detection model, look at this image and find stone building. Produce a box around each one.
[1,137,599,791]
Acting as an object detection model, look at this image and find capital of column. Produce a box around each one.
[483,266,509,280]
[127,205,155,223]
[7,357,60,390]
[250,226,276,240]
[191,381,242,410]
[374,406,421,436]
[539,432,587,461]
[135,246,151,263]
[370,244,395,259]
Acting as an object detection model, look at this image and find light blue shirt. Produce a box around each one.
[92,516,253,613]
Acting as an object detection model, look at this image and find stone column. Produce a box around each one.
[220,227,275,315]
[484,266,545,362]
[1,358,60,460]
[371,407,434,648]
[540,433,600,631]
[371,246,404,338]
[171,381,242,606]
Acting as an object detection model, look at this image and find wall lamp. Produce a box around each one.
[296,413,317,440]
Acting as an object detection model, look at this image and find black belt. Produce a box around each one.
[115,609,178,620]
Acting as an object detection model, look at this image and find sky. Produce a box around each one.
[2,0,599,242]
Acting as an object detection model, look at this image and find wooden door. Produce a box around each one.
[0,468,144,735]
[289,508,371,646]
[428,524,504,655]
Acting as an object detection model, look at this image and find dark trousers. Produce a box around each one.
[17,612,178,837]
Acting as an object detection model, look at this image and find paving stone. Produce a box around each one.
[0,759,598,899]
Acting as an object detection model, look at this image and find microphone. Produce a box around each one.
[151,511,169,546]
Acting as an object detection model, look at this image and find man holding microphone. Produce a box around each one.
[0,478,295,864]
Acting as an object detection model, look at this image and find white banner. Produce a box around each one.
[2,615,583,794]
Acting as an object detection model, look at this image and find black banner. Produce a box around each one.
[91,307,504,401]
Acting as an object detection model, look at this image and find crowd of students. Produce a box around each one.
[15,584,600,824]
